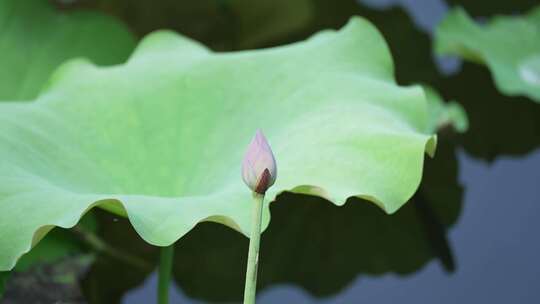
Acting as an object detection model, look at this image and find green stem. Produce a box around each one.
[158,245,174,304]
[243,193,265,304]
[72,226,153,272]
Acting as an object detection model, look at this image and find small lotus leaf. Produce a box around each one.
[435,7,540,102]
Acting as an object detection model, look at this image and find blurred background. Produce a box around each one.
[2,0,540,303]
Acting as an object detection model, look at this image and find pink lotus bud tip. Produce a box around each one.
[241,129,277,194]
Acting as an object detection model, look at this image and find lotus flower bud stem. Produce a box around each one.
[243,192,264,304]
[242,130,276,304]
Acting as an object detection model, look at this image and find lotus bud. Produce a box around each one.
[241,130,277,194]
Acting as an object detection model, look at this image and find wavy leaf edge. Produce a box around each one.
[0,17,437,271]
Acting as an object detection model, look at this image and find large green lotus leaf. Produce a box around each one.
[0,0,135,101]
[0,17,436,271]
[435,7,540,102]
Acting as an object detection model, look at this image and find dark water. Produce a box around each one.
[23,0,539,303]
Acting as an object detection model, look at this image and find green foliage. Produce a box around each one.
[13,229,83,272]
[0,17,438,271]
[0,271,9,298]
[0,0,135,100]
[93,0,313,50]
[13,213,96,272]
[435,6,540,102]
[423,86,468,133]
[0,0,134,273]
